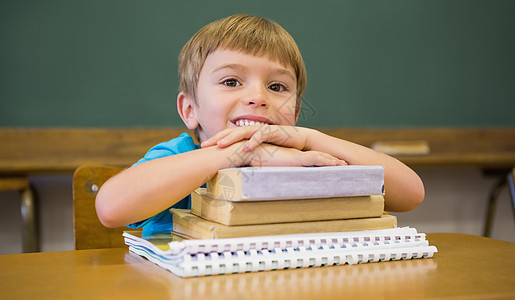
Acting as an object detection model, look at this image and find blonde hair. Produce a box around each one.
[179,14,307,109]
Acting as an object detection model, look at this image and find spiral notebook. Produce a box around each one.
[123,227,437,278]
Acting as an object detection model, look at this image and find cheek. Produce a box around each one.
[198,101,232,132]
[276,100,298,125]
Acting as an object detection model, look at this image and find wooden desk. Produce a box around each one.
[1,128,514,174]
[1,233,513,299]
[324,128,515,168]
[1,128,514,251]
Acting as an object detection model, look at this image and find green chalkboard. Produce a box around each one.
[1,0,514,128]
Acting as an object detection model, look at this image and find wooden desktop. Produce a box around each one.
[0,233,513,299]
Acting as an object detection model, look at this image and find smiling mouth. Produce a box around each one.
[235,119,269,127]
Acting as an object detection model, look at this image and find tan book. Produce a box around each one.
[171,209,397,239]
[206,166,384,201]
[191,188,385,226]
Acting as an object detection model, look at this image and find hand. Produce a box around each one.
[225,141,347,167]
[201,124,312,152]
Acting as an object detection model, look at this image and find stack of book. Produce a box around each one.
[124,166,437,277]
[170,166,397,239]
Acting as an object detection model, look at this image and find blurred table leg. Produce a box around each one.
[0,177,40,252]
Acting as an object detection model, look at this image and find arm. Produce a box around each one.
[304,129,425,212]
[95,140,344,228]
[202,125,425,211]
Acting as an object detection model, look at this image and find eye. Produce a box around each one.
[222,78,241,87]
[269,83,287,92]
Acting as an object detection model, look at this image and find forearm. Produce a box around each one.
[200,126,424,211]
[95,144,247,227]
[306,129,425,212]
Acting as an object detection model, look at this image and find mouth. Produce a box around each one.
[235,119,269,127]
[232,115,274,127]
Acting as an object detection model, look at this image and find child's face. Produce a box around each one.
[192,49,299,142]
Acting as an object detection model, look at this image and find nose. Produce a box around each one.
[243,84,268,107]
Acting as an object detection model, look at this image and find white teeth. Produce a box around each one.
[235,119,267,127]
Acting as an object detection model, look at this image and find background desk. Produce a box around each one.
[1,233,514,299]
[2,128,515,174]
[1,128,515,252]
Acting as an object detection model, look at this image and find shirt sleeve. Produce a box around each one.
[127,132,200,235]
[132,132,199,167]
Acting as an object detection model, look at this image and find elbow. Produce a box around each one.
[404,177,426,211]
[386,177,425,212]
[95,186,124,228]
[407,183,425,211]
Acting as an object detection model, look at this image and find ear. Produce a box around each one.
[177,92,199,130]
[294,103,302,124]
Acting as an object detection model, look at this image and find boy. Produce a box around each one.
[96,14,424,235]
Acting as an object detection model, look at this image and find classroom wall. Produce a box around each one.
[1,168,514,255]
[1,1,514,254]
[1,0,514,128]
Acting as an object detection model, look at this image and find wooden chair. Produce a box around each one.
[73,165,138,250]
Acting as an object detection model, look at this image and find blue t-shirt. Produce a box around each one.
[126,132,200,236]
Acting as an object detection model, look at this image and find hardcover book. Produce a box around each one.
[206,166,385,201]
[171,209,397,239]
[191,188,385,226]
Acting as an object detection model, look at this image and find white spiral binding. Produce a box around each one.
[181,246,438,276]
[180,238,437,277]
[167,227,423,255]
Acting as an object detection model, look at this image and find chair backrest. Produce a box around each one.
[73,165,137,250]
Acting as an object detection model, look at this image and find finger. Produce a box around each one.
[243,124,289,151]
[314,152,348,166]
[259,125,306,150]
[299,151,341,167]
[216,128,257,148]
[338,159,349,165]
[201,127,256,148]
[242,128,267,152]
[201,129,232,148]
[218,124,274,149]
